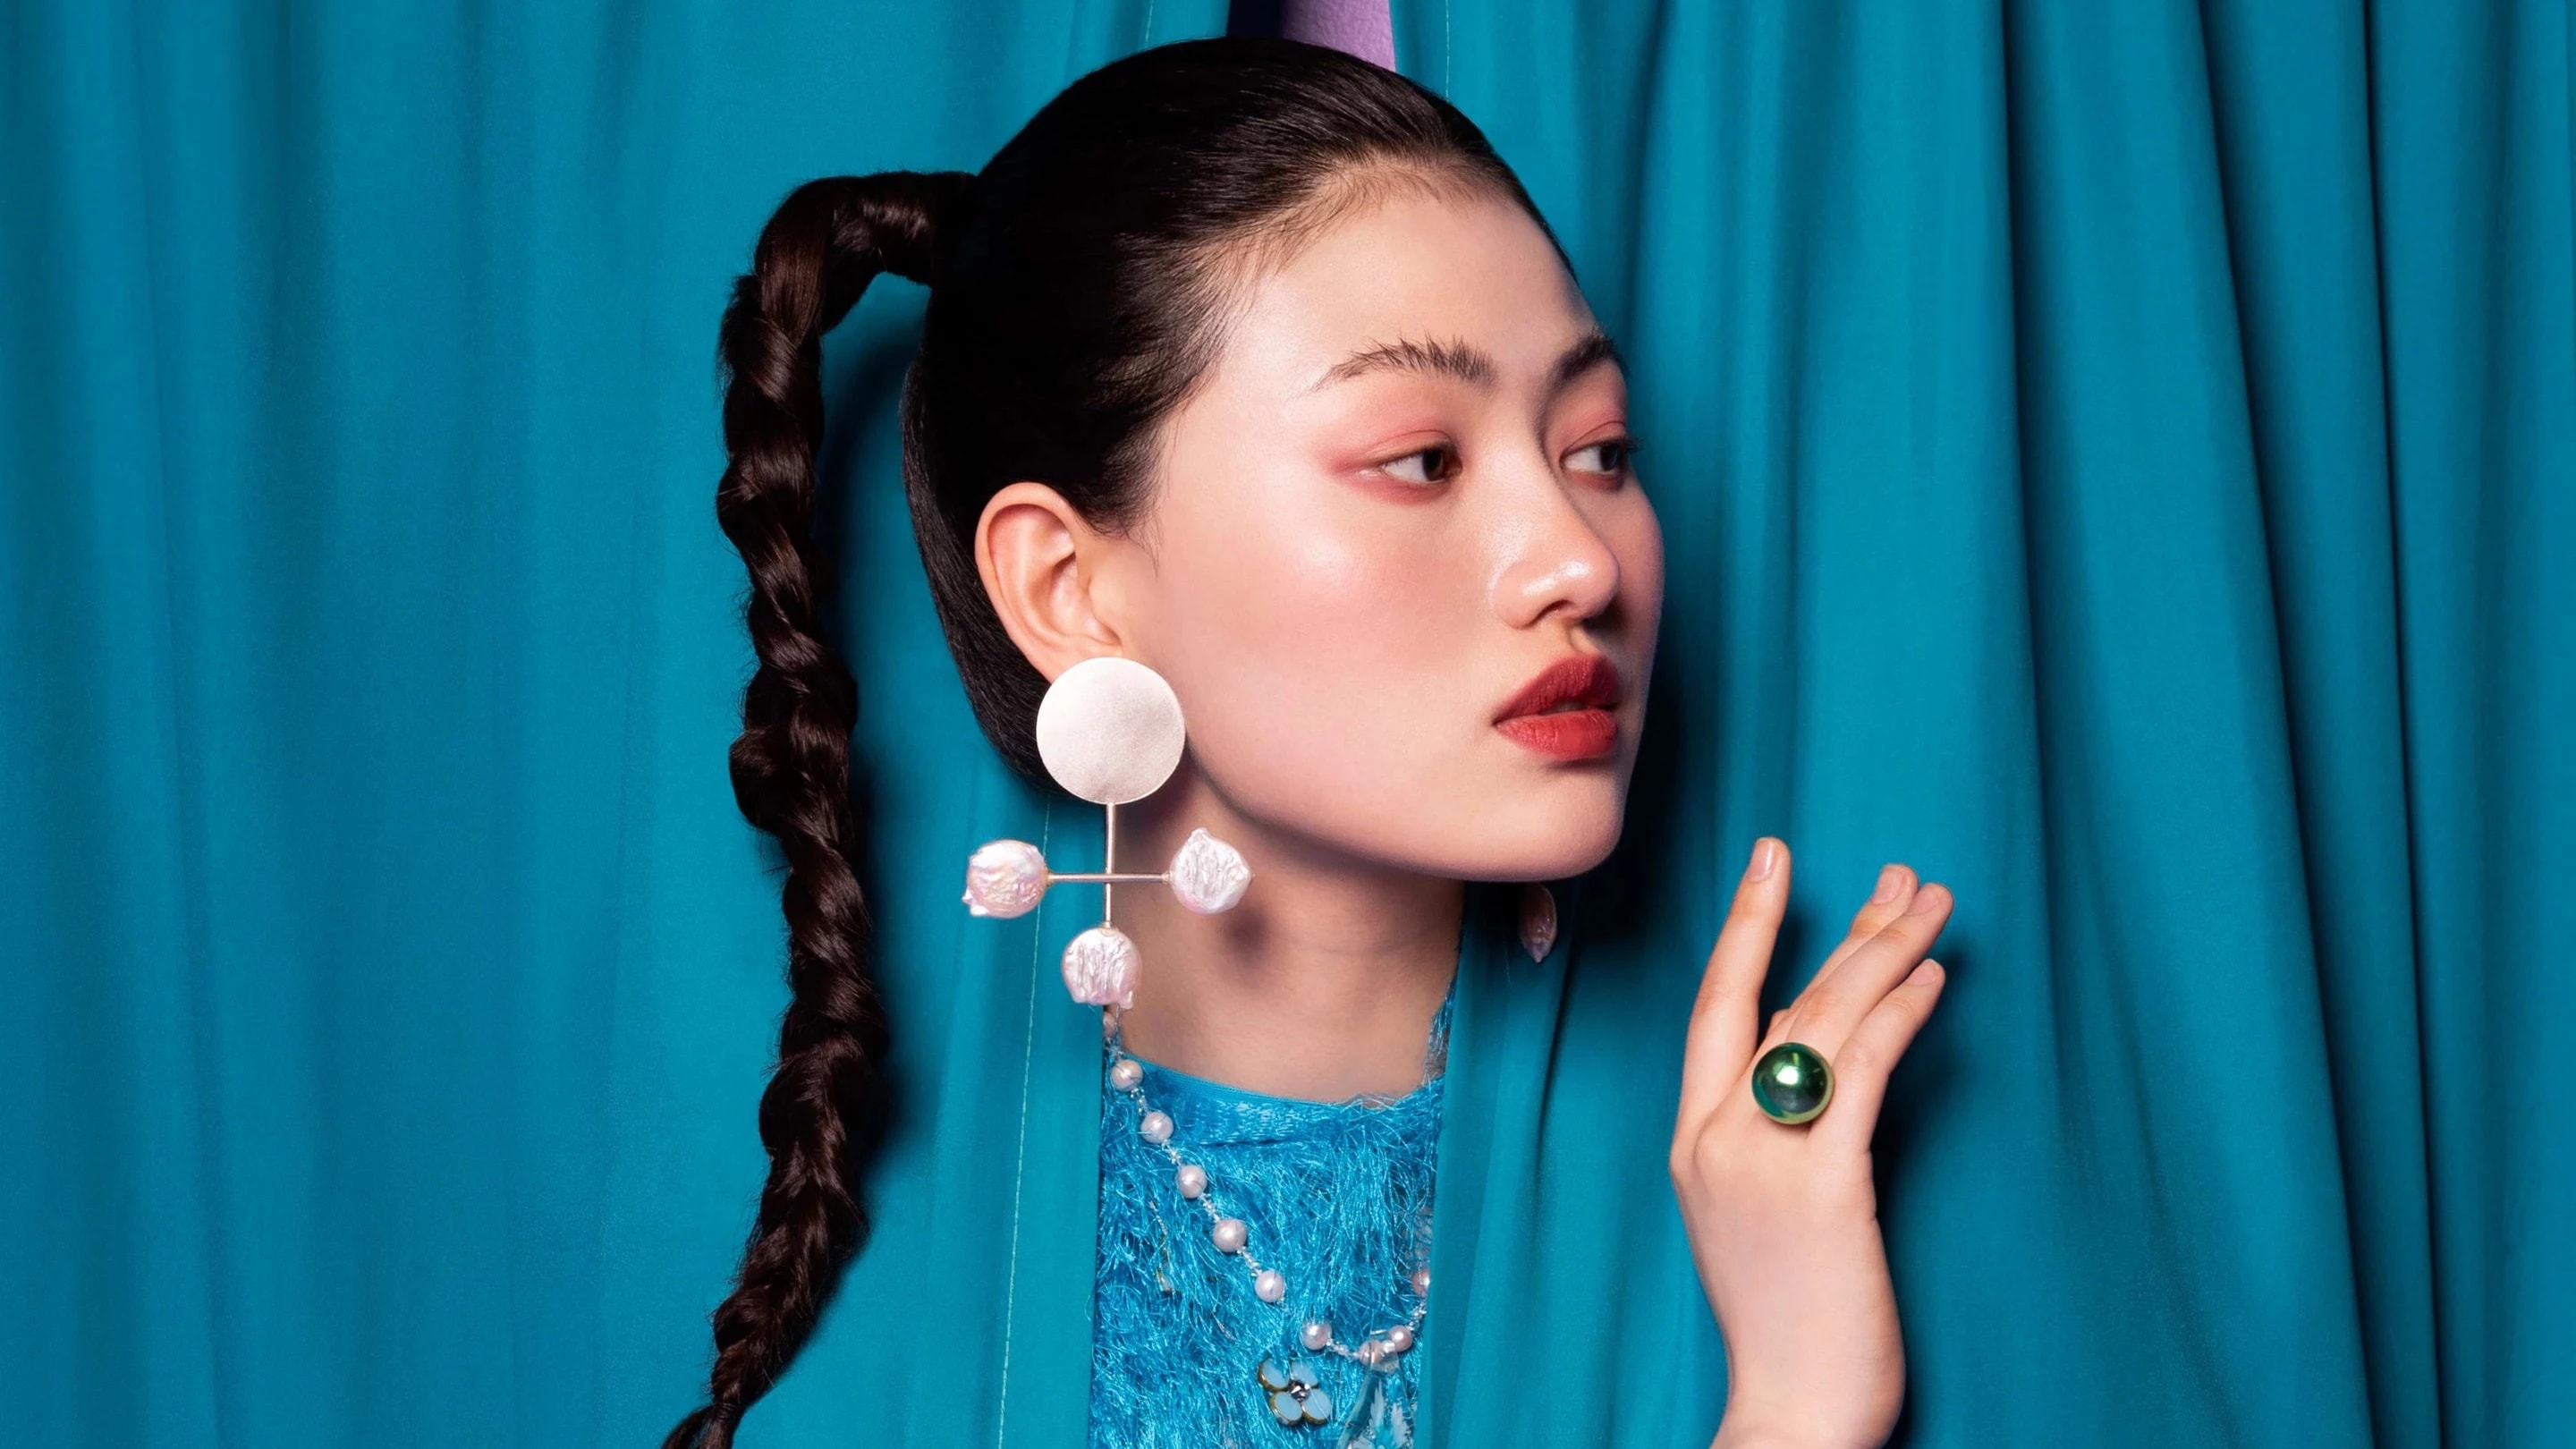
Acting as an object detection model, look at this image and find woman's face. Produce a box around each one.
[989,179,1665,884]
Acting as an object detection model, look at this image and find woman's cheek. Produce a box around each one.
[1178,541,1467,803]
[1204,501,1446,658]
[1625,506,1666,636]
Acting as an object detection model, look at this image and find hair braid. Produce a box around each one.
[664,169,975,1449]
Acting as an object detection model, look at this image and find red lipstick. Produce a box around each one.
[1492,652,1623,761]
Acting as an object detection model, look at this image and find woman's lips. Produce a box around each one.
[1495,708,1619,759]
[1493,652,1623,760]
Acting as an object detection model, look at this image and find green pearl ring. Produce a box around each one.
[1750,1041,1835,1125]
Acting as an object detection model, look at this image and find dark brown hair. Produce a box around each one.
[665,36,1556,1446]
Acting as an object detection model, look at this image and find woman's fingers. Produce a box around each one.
[1766,883,1953,1062]
[1678,837,1791,1123]
[1782,869,1927,1037]
[1808,958,1947,1155]
[1818,864,1919,979]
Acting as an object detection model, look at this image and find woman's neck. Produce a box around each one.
[1104,772,1464,1101]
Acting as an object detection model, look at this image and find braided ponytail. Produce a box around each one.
[664,170,975,1449]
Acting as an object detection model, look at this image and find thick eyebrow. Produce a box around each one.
[1307,328,1623,399]
[1546,329,1623,401]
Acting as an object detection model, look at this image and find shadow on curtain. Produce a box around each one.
[2,1,2565,1445]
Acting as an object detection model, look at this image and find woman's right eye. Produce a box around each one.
[1380,444,1458,486]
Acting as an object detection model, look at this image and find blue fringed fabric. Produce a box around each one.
[1090,988,1453,1449]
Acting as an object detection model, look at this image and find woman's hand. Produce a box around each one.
[1669,837,1953,1449]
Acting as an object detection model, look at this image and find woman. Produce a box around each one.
[666,36,1952,1449]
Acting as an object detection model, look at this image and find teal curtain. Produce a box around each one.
[4,3,2567,1447]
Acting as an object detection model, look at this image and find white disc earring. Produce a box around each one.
[959,656,1251,1009]
[1035,655,1186,807]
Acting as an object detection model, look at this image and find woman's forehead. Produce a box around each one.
[1211,188,1597,396]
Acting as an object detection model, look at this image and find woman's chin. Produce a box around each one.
[1447,797,1627,884]
[1207,750,1632,885]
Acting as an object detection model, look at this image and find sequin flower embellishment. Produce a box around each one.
[1258,1357,1335,1427]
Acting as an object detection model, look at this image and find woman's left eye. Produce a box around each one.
[1566,436,1636,477]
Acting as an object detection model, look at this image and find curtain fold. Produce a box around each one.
[2,2,2564,1445]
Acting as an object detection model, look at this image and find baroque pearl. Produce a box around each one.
[1750,1040,1835,1124]
[1211,1216,1249,1253]
[1301,1320,1332,1351]
[1166,827,1252,913]
[1139,1110,1173,1144]
[1109,1058,1143,1090]
[1411,1268,1431,1296]
[1517,880,1558,962]
[1384,1325,1414,1354]
[962,839,1049,919]
[1175,1164,1207,1199]
[1254,1268,1287,1303]
[1061,924,1140,1008]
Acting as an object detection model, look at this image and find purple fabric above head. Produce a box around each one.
[1280,0,1394,70]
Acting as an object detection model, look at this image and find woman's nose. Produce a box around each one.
[1488,464,1622,629]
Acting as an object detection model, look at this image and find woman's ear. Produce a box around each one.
[974,481,1129,680]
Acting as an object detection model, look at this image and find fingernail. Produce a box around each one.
[1748,838,1779,881]
[1906,883,1944,915]
[1871,866,1902,902]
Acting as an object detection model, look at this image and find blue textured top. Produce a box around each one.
[1089,989,1453,1449]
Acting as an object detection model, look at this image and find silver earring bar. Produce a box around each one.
[1049,873,1178,885]
[960,818,1250,922]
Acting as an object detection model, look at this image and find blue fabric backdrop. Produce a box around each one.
[4,1,2568,1445]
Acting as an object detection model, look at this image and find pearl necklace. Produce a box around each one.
[1101,1004,1437,1435]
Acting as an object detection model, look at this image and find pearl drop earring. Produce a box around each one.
[1517,881,1557,962]
[960,655,1251,1006]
